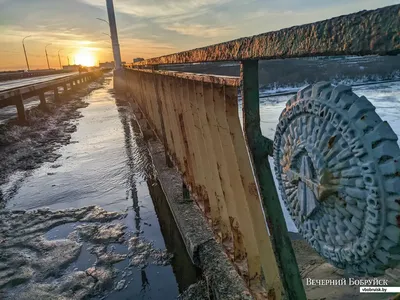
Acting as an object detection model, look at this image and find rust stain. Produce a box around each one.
[268,288,277,300]
[328,135,336,149]
[248,182,259,197]
[229,216,246,261]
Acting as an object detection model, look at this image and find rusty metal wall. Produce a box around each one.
[123,68,284,298]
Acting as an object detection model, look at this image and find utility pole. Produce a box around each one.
[68,52,74,66]
[22,35,32,71]
[105,0,122,70]
[58,49,63,69]
[45,44,51,69]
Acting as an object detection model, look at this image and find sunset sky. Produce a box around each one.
[0,0,397,70]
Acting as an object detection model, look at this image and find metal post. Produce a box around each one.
[106,0,122,70]
[240,60,306,300]
[22,36,31,71]
[45,44,51,69]
[58,50,63,69]
[39,92,47,109]
[14,94,26,123]
[54,87,59,101]
[152,66,173,168]
[68,52,74,67]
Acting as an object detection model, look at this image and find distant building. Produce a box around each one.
[99,61,127,68]
[63,65,80,71]
[133,58,145,63]
[99,62,114,68]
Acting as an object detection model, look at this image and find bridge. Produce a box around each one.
[0,3,399,300]
[114,3,400,299]
[0,69,75,82]
[0,70,107,123]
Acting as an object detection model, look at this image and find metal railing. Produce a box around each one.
[0,71,102,123]
[118,4,399,299]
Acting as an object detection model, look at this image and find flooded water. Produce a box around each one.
[2,74,199,299]
[1,73,399,298]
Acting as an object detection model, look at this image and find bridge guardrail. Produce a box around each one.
[118,4,399,300]
[0,69,74,82]
[0,71,103,123]
[123,68,281,298]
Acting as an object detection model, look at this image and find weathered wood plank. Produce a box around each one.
[209,84,245,260]
[225,84,282,297]
[214,84,264,284]
[194,80,223,234]
[187,80,211,216]
[202,82,232,242]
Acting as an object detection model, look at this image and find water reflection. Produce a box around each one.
[141,268,150,293]
[117,99,142,235]
[147,176,202,293]
[115,94,200,297]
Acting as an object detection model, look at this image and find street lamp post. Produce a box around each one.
[58,49,63,69]
[103,0,122,70]
[22,35,32,71]
[68,52,74,66]
[45,43,52,69]
[96,17,109,25]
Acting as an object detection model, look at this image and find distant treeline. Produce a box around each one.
[161,56,400,89]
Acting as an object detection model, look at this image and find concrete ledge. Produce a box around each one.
[126,96,253,300]
[178,280,210,300]
[147,139,214,262]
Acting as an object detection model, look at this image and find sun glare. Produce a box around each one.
[75,49,96,67]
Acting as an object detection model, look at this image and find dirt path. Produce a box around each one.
[292,237,400,300]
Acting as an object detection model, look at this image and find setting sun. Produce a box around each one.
[75,49,96,66]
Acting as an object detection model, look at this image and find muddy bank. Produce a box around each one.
[0,205,173,300]
[0,78,105,208]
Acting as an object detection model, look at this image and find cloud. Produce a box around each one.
[119,23,148,34]
[165,23,235,38]
[0,25,88,47]
[79,0,232,20]
[121,37,177,53]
